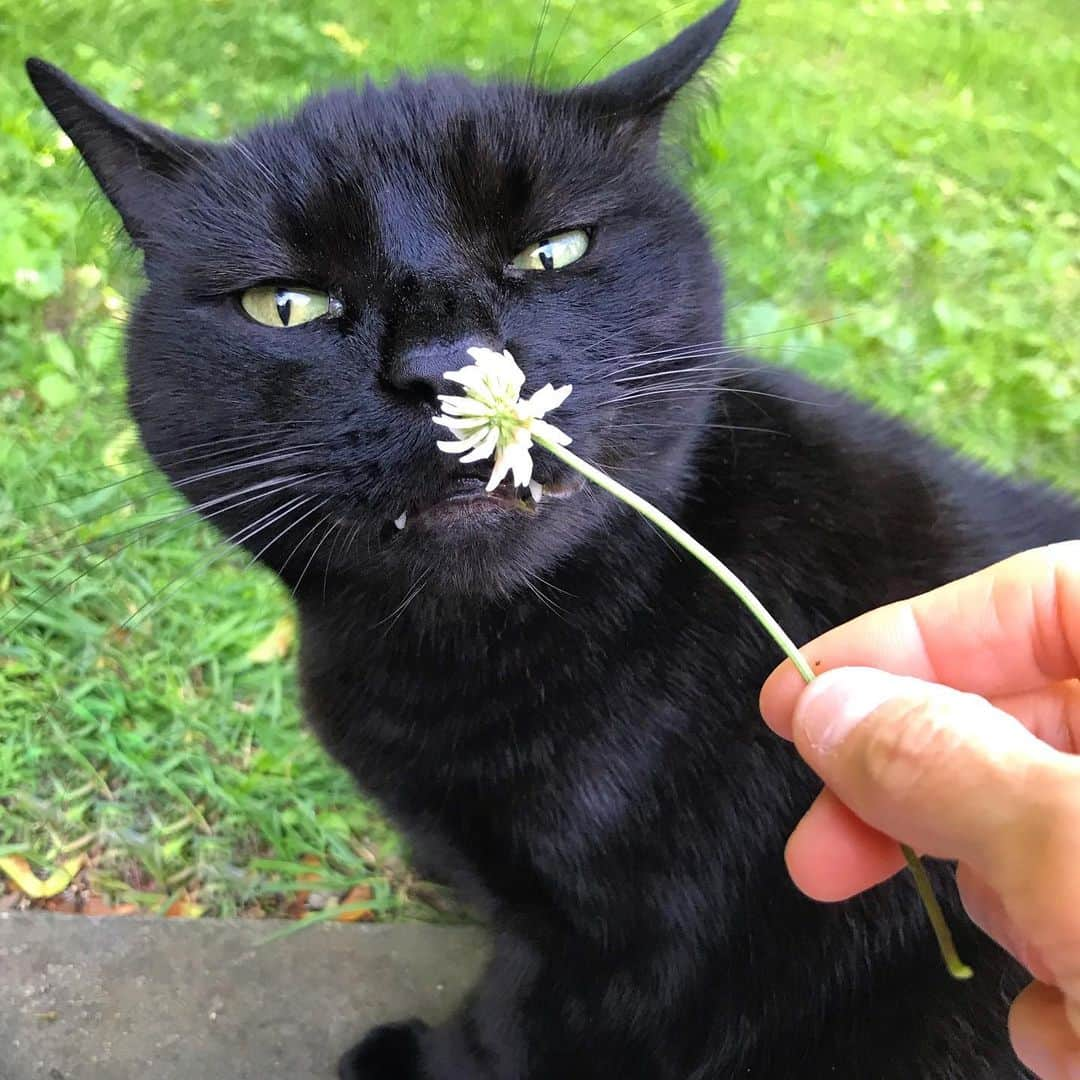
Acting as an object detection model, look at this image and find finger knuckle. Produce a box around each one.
[861,697,967,798]
[1039,768,1080,868]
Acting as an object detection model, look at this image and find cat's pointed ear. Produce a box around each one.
[25,58,213,247]
[575,0,739,120]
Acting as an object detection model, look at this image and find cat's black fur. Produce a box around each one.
[27,2,1079,1076]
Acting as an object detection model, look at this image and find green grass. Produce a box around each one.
[1,0,1077,917]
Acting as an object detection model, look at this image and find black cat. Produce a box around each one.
[26,1,1079,1076]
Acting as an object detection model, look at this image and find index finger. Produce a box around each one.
[760,541,1080,741]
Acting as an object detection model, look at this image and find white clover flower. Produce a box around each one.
[433,347,572,492]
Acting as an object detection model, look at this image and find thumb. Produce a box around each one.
[790,667,1077,886]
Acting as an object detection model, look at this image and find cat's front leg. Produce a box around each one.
[338,931,535,1080]
[338,1013,504,1080]
[337,1019,431,1080]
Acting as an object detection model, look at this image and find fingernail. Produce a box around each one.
[794,668,907,753]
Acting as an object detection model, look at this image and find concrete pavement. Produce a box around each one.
[0,913,487,1080]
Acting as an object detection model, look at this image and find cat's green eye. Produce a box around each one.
[240,285,339,328]
[511,229,590,272]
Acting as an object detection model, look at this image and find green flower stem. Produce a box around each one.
[536,435,973,981]
[537,437,815,682]
[903,846,974,980]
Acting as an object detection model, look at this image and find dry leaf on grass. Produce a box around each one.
[81,897,139,917]
[0,855,83,900]
[246,615,296,664]
[285,892,311,919]
[334,884,376,922]
[286,854,324,919]
[164,896,206,918]
[42,895,78,914]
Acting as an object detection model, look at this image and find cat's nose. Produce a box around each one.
[382,340,486,409]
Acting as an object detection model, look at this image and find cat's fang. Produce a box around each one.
[394,513,407,530]
[529,481,543,503]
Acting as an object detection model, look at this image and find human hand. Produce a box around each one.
[759,542,1080,1079]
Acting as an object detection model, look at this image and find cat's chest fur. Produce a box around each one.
[300,583,789,930]
[298,570,836,1072]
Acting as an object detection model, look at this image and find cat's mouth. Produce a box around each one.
[387,470,584,533]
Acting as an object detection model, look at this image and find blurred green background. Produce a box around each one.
[1,0,1077,919]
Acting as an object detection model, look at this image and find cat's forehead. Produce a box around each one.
[238,76,594,197]
[210,75,625,272]
[298,76,540,149]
